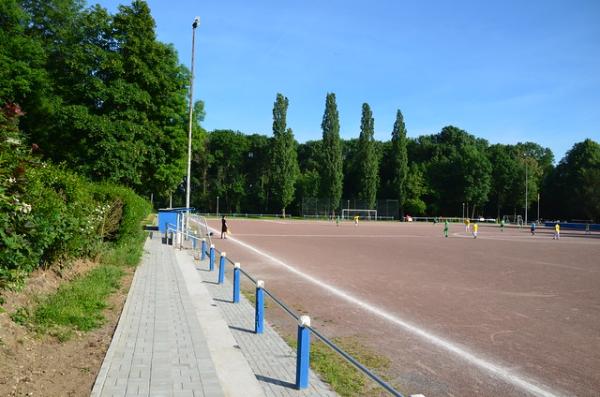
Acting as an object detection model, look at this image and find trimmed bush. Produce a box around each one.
[1,111,150,289]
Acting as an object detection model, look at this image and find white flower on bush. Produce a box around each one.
[19,203,32,214]
[8,177,16,184]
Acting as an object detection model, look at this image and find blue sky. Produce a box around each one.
[93,0,600,161]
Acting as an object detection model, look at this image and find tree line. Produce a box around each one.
[1,0,191,197]
[2,0,599,222]
[188,92,599,222]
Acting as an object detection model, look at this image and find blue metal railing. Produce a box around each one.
[177,228,407,397]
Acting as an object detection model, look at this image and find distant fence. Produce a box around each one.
[543,222,600,231]
[411,216,498,224]
[301,198,399,220]
[172,213,409,396]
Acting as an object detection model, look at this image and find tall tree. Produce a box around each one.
[205,130,249,213]
[244,134,271,213]
[320,93,343,214]
[390,109,409,218]
[486,144,520,218]
[19,0,189,197]
[546,139,600,221]
[270,93,298,217]
[356,103,378,208]
[423,126,491,216]
[0,0,47,111]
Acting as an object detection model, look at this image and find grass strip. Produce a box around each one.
[32,265,123,331]
[286,336,392,397]
[10,233,147,341]
[11,264,124,341]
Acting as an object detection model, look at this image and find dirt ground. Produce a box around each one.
[208,218,600,397]
[0,260,134,397]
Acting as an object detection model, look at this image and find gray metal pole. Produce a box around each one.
[525,159,528,225]
[537,193,540,223]
[186,17,200,214]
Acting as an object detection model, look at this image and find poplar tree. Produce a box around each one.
[320,93,343,214]
[391,109,408,218]
[356,103,378,208]
[270,93,298,217]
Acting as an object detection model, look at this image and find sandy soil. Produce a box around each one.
[0,260,134,397]
[208,218,600,397]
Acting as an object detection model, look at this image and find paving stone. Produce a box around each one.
[91,237,224,397]
[194,248,338,397]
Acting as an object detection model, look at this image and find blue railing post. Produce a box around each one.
[218,252,226,284]
[233,262,240,303]
[255,280,264,334]
[192,233,197,250]
[295,315,311,389]
[201,239,207,260]
[209,244,215,271]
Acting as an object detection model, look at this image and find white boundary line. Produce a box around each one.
[207,224,565,397]
[227,234,425,238]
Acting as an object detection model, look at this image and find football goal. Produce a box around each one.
[341,209,378,221]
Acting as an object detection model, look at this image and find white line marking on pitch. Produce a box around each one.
[230,234,424,238]
[208,225,564,397]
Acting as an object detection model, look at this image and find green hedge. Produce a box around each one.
[1,125,150,289]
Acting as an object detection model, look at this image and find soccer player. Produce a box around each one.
[530,222,536,236]
[500,219,505,232]
[444,220,449,238]
[473,222,478,239]
[221,215,228,239]
[553,223,560,240]
[465,218,471,232]
[354,215,359,226]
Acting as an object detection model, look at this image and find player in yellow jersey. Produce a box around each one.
[473,222,479,239]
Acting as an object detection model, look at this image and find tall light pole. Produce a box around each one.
[524,158,528,225]
[537,193,540,223]
[186,16,200,214]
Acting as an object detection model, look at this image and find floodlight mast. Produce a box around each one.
[186,16,200,223]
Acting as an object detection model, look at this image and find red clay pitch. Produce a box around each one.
[207,219,600,397]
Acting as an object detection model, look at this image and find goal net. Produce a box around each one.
[341,209,378,221]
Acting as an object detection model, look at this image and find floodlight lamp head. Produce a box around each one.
[192,17,200,29]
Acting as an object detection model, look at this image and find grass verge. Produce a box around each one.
[11,265,123,341]
[286,335,392,397]
[10,226,147,341]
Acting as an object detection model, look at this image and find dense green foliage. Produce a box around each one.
[1,0,190,198]
[0,106,150,288]
[320,93,344,213]
[544,139,600,222]
[270,94,299,216]
[179,120,598,222]
[356,103,379,209]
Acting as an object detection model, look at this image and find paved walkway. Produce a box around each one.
[92,234,338,397]
[91,235,262,397]
[182,247,337,397]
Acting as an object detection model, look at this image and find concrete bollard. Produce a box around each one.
[255,280,264,334]
[295,315,311,389]
[233,263,240,303]
[201,239,207,260]
[209,245,215,271]
[218,252,226,284]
